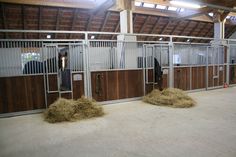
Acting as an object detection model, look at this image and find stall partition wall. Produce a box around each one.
[0,41,85,114]
[173,44,227,91]
[0,40,234,115]
[89,41,147,101]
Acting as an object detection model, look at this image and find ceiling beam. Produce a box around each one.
[226,25,236,38]
[98,11,111,39]
[69,8,78,39]
[173,21,191,41]
[55,8,61,39]
[220,11,230,21]
[0,0,97,9]
[139,15,151,33]
[86,14,93,31]
[192,22,208,42]
[1,3,8,38]
[160,19,172,34]
[133,14,138,24]
[178,21,200,42]
[170,21,181,35]
[38,6,42,39]
[111,20,120,40]
[93,0,115,15]
[146,16,161,41]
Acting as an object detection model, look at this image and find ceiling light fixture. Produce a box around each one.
[168,6,178,11]
[46,35,51,39]
[91,35,95,39]
[156,5,166,9]
[170,0,201,9]
[143,3,155,8]
[135,1,142,7]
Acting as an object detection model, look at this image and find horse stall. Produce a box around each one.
[229,45,236,85]
[173,44,226,91]
[88,41,145,102]
[0,41,85,114]
[143,44,170,94]
[0,37,231,116]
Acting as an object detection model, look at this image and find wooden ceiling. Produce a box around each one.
[0,1,236,42]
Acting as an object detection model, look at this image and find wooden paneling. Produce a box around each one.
[91,70,144,102]
[72,73,84,99]
[0,75,45,113]
[47,93,59,106]
[48,74,58,91]
[229,65,236,84]
[61,93,72,99]
[191,66,206,89]
[174,67,190,90]
[145,69,168,94]
[208,65,225,87]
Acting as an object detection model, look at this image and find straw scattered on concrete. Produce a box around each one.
[44,96,104,123]
[143,88,196,108]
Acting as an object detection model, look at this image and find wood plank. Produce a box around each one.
[118,70,128,99]
[72,73,84,99]
[0,75,46,114]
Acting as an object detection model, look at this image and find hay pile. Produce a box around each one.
[143,88,196,108]
[44,96,104,123]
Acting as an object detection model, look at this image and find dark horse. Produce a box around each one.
[23,52,68,74]
[154,58,163,90]
[23,57,57,74]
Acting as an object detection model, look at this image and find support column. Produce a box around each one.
[214,21,225,39]
[120,10,133,34]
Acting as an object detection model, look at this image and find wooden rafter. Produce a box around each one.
[226,25,236,38]
[111,19,120,40]
[55,8,61,39]
[174,21,191,42]
[192,22,208,42]
[93,0,115,15]
[38,6,42,39]
[220,11,230,21]
[1,3,8,38]
[139,15,151,33]
[133,14,138,24]
[200,25,213,42]
[86,14,93,31]
[146,16,161,41]
[170,21,181,35]
[69,8,78,39]
[21,5,26,39]
[179,21,191,35]
[98,11,111,39]
[160,19,172,34]
[178,21,200,42]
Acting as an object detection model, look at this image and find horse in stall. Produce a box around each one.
[22,53,66,74]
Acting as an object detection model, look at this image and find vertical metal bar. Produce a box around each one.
[43,44,48,108]
[226,43,230,85]
[169,38,174,88]
[142,43,146,95]
[206,46,209,90]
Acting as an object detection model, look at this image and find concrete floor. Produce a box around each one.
[0,87,236,157]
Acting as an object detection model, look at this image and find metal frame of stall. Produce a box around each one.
[0,29,236,117]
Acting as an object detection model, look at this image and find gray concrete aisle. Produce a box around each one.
[0,87,236,157]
